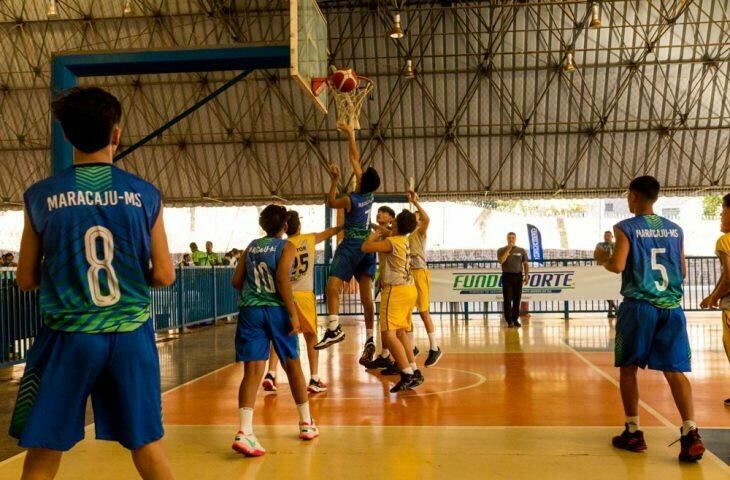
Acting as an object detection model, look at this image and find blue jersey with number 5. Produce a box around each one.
[239,237,287,307]
[615,214,684,309]
[24,163,161,333]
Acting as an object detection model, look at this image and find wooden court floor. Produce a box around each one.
[0,315,728,479]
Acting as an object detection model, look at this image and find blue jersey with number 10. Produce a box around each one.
[24,163,161,333]
[615,214,684,309]
[239,237,287,307]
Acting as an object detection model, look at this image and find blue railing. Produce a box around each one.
[0,266,239,366]
[0,257,723,366]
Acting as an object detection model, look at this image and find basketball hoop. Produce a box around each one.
[313,74,374,130]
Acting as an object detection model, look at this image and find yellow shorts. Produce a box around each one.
[294,291,317,335]
[412,269,431,313]
[380,284,417,331]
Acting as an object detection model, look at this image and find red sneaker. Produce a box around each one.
[678,428,705,463]
[612,424,647,452]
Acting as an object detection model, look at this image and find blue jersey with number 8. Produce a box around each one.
[239,237,287,307]
[615,214,684,309]
[24,163,161,333]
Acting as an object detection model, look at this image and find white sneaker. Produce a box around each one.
[299,421,319,441]
[232,431,266,457]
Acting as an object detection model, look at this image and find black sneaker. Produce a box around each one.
[514,320,522,328]
[314,325,346,350]
[424,347,443,367]
[359,337,375,367]
[410,369,424,388]
[678,428,705,463]
[381,363,401,376]
[366,355,393,370]
[413,345,420,357]
[390,373,414,393]
[612,424,647,452]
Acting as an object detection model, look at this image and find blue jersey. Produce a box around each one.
[344,192,374,240]
[239,236,288,307]
[615,215,684,309]
[24,163,161,333]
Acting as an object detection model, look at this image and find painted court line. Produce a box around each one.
[564,343,730,472]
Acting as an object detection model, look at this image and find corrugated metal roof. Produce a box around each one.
[0,0,728,208]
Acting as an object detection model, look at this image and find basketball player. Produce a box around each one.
[262,211,343,393]
[362,210,423,392]
[315,123,380,351]
[360,205,397,369]
[231,205,318,457]
[10,87,176,479]
[407,190,443,367]
[699,193,730,407]
[602,176,704,462]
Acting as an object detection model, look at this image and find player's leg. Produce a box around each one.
[415,269,442,367]
[512,275,523,327]
[649,307,704,462]
[612,300,651,452]
[21,449,62,480]
[232,307,269,456]
[269,307,319,440]
[298,292,327,393]
[722,310,730,407]
[358,273,376,366]
[316,275,347,350]
[131,440,175,480]
[263,345,279,392]
[502,274,515,327]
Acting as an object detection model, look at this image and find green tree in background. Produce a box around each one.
[703,195,722,218]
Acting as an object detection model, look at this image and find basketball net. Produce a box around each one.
[329,76,374,131]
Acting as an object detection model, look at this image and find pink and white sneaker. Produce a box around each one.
[232,431,266,457]
[299,421,319,441]
[262,373,277,392]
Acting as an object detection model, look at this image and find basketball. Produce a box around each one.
[330,67,358,93]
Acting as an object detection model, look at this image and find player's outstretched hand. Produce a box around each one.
[328,164,341,180]
[407,189,418,203]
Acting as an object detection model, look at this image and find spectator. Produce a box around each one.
[2,252,17,267]
[178,253,193,267]
[205,241,222,266]
[190,242,208,266]
[222,252,234,266]
[497,232,530,328]
[594,230,618,318]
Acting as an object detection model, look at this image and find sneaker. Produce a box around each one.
[410,369,424,388]
[262,373,277,392]
[381,363,401,376]
[612,425,647,452]
[307,378,328,394]
[390,373,414,393]
[366,355,393,370]
[724,398,730,407]
[359,337,375,367]
[299,421,319,441]
[514,320,522,328]
[314,325,346,350]
[413,345,420,357]
[678,428,705,463]
[232,431,266,457]
[424,347,443,367]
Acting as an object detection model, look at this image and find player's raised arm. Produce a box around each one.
[149,206,176,288]
[16,213,41,291]
[603,227,629,274]
[314,224,344,244]
[325,164,351,211]
[341,123,362,185]
[408,190,430,235]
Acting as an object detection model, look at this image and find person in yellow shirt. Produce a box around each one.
[407,190,443,367]
[700,193,730,407]
[362,210,423,393]
[263,211,343,394]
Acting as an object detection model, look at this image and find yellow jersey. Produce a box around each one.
[381,235,413,286]
[288,233,316,292]
[409,229,427,270]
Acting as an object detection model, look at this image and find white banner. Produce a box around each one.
[430,265,621,302]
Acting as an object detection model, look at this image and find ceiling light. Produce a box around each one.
[405,58,415,78]
[564,51,576,73]
[389,13,404,39]
[124,0,132,15]
[590,3,601,28]
[47,0,58,18]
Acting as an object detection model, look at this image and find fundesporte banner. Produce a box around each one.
[430,265,621,302]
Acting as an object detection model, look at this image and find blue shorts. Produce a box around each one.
[236,306,299,362]
[614,298,691,372]
[9,320,162,451]
[330,238,376,282]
